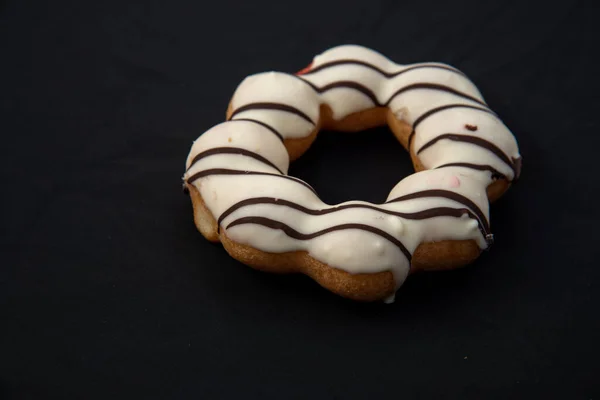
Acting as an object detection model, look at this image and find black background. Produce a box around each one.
[2,0,599,398]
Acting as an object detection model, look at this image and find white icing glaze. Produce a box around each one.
[230,72,320,139]
[183,45,521,301]
[185,120,290,174]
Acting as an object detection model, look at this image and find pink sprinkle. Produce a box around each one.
[449,176,461,188]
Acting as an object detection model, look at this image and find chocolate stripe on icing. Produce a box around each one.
[226,216,413,262]
[317,81,380,106]
[187,147,284,174]
[386,189,490,236]
[434,163,506,181]
[217,197,490,239]
[301,59,465,79]
[416,133,517,178]
[293,74,485,110]
[228,118,284,142]
[186,168,317,195]
[286,74,380,106]
[383,83,486,107]
[228,102,315,125]
[290,75,319,91]
[407,104,497,148]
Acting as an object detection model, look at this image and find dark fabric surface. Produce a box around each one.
[1,0,599,398]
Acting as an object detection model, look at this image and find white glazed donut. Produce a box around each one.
[183,45,522,303]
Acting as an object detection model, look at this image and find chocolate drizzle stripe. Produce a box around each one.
[292,74,485,109]
[301,59,465,79]
[187,147,284,174]
[434,163,506,181]
[228,102,315,125]
[317,81,380,106]
[286,74,380,106]
[383,83,486,107]
[186,168,316,195]
[416,133,517,178]
[386,189,490,234]
[217,197,490,239]
[417,133,509,163]
[290,74,319,91]
[407,104,497,148]
[229,118,284,142]
[226,216,413,262]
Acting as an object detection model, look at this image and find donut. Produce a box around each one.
[182,45,522,303]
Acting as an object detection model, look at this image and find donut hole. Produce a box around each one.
[288,126,413,205]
